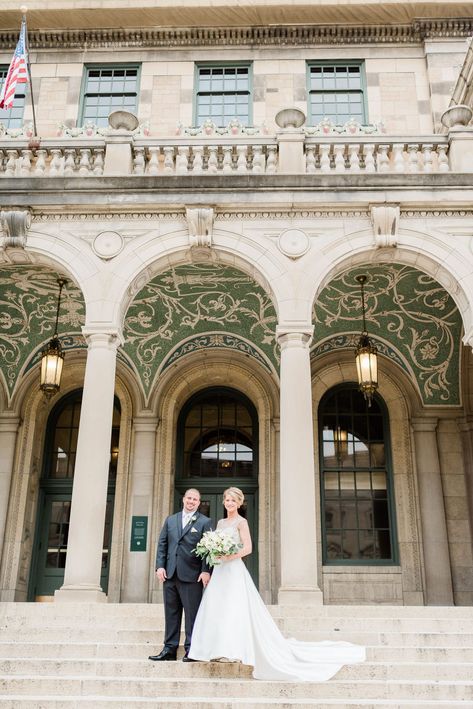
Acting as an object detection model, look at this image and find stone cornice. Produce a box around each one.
[1,20,472,50]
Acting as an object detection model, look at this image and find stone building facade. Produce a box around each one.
[1,1,473,608]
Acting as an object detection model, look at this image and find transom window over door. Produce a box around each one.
[308,62,366,125]
[195,64,251,127]
[319,385,397,564]
[79,65,140,127]
[180,389,256,479]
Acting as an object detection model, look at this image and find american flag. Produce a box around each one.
[0,20,29,110]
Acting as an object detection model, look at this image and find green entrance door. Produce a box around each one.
[29,390,120,601]
[175,387,259,587]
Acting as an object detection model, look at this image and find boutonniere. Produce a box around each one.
[191,515,197,523]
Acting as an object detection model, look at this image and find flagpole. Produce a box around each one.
[20,5,39,143]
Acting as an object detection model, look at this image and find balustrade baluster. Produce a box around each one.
[251,145,265,174]
[347,144,360,172]
[334,144,346,172]
[265,145,277,174]
[64,149,77,176]
[207,146,219,174]
[78,148,92,176]
[49,148,64,176]
[377,144,390,173]
[421,144,433,173]
[437,144,449,173]
[176,146,189,174]
[162,147,174,175]
[133,147,146,175]
[236,145,248,174]
[306,146,316,174]
[319,144,331,172]
[19,149,32,176]
[407,144,419,173]
[92,149,104,176]
[392,143,405,173]
[222,146,233,174]
[5,150,19,177]
[363,144,376,172]
[192,146,204,174]
[146,146,160,175]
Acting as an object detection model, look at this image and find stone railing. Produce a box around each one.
[0,133,462,177]
[132,137,278,175]
[0,139,106,177]
[304,136,450,173]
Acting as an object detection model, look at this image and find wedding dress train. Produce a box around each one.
[189,519,366,681]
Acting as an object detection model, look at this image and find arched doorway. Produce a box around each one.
[175,387,259,585]
[28,389,121,600]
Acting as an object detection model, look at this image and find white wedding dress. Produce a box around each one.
[189,517,366,681]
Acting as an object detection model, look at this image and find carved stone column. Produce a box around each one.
[0,415,20,570]
[277,329,322,604]
[55,331,121,602]
[412,417,454,605]
[121,415,159,603]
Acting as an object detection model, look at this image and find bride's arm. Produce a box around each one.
[225,518,252,561]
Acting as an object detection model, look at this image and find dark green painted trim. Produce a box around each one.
[306,59,368,126]
[192,60,253,127]
[77,62,142,127]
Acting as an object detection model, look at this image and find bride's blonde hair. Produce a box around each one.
[223,486,244,508]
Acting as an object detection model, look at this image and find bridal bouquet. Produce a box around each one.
[193,530,242,567]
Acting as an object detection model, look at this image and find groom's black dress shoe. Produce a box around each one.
[182,653,196,662]
[148,649,177,661]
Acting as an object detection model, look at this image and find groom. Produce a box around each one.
[149,488,212,662]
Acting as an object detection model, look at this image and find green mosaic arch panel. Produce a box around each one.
[313,264,462,406]
[0,266,85,397]
[123,263,278,395]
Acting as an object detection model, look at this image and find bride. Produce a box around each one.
[189,486,366,681]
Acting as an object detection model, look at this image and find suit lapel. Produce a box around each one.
[179,511,200,539]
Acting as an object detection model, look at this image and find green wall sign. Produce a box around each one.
[130,515,148,552]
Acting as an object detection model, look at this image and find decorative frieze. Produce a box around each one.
[1,20,472,50]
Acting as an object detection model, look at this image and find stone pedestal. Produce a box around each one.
[55,331,120,603]
[412,418,453,605]
[103,134,133,175]
[0,415,20,568]
[277,329,322,605]
[447,127,473,173]
[276,131,306,174]
[122,415,159,603]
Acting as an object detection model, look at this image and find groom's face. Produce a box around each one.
[183,490,201,513]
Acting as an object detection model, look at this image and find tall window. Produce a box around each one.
[308,62,366,125]
[319,385,397,564]
[79,65,139,127]
[195,64,251,127]
[0,66,26,128]
[178,388,257,479]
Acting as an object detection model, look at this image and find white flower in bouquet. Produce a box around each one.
[193,529,242,567]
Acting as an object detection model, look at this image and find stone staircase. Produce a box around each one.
[1,602,473,708]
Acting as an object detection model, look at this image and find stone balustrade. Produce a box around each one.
[0,134,457,177]
[304,137,450,174]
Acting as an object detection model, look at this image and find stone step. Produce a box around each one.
[1,626,473,647]
[0,698,471,709]
[0,676,472,701]
[1,658,473,682]
[1,641,472,663]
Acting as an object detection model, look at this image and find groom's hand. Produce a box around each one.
[156,567,167,583]
[198,572,210,588]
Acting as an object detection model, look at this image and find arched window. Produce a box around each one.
[319,385,398,564]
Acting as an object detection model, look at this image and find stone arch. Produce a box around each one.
[310,256,465,407]
[311,351,424,605]
[150,350,279,603]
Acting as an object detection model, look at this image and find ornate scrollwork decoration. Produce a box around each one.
[186,207,214,248]
[370,204,399,248]
[0,209,32,250]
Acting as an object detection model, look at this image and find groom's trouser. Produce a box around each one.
[163,573,203,652]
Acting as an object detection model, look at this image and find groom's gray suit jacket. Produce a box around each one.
[156,511,212,582]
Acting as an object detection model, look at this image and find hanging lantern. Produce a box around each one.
[40,278,67,395]
[355,275,378,405]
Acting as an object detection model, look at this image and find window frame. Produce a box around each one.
[0,64,27,128]
[193,61,253,128]
[318,383,398,566]
[77,63,141,128]
[306,60,368,126]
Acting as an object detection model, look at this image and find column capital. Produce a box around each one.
[276,326,313,349]
[411,417,438,433]
[133,415,160,433]
[0,415,21,434]
[81,328,124,349]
